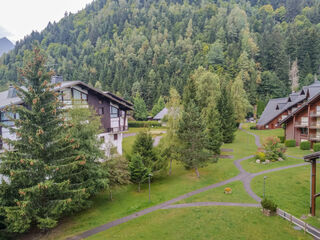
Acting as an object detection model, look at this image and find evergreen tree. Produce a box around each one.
[205,106,223,158]
[64,107,108,207]
[151,96,165,117]
[133,94,148,120]
[218,83,237,143]
[177,78,210,178]
[104,156,130,200]
[129,154,150,192]
[0,47,86,233]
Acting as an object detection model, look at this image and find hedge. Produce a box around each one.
[128,121,162,128]
[285,139,296,147]
[300,141,311,150]
[250,126,257,130]
[314,143,320,152]
[278,136,285,143]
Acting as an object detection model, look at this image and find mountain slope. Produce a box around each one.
[0,37,14,56]
[0,0,320,108]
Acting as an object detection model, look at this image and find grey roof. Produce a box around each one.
[257,97,288,126]
[258,81,320,127]
[0,81,133,111]
[153,107,168,120]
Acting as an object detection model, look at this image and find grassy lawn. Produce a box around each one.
[38,128,257,240]
[178,180,257,204]
[241,123,284,143]
[122,135,136,155]
[286,146,313,158]
[126,127,166,134]
[241,157,305,173]
[87,206,311,240]
[251,164,320,228]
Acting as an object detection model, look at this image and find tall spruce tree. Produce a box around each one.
[177,78,210,178]
[218,83,237,143]
[0,47,87,232]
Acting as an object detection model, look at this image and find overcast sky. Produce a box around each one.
[0,0,94,43]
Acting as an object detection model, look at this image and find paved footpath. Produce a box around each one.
[67,124,307,240]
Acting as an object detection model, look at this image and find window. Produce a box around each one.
[114,134,118,141]
[1,112,17,126]
[98,107,104,115]
[301,128,308,135]
[72,89,88,104]
[110,106,119,118]
[100,136,105,142]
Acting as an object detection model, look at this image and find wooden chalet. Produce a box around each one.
[0,76,133,155]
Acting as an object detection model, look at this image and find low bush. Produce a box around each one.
[314,143,320,152]
[261,198,277,212]
[278,136,285,143]
[250,126,257,130]
[285,139,296,147]
[128,121,162,128]
[300,141,311,150]
[255,152,266,162]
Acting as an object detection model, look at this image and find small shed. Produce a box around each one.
[153,107,168,121]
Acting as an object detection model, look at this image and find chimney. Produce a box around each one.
[51,75,63,84]
[7,84,17,98]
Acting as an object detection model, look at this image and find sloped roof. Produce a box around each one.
[0,81,133,111]
[153,107,168,120]
[257,97,288,126]
[258,81,320,127]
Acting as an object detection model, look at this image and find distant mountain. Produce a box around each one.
[0,37,14,56]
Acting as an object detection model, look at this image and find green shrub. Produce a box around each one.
[285,139,296,147]
[128,121,162,128]
[255,152,266,162]
[261,198,277,212]
[250,126,257,130]
[300,141,311,150]
[278,136,285,143]
[263,137,286,161]
[314,143,320,152]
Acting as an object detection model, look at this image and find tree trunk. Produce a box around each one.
[109,189,113,201]
[195,167,200,178]
[138,182,141,192]
[169,159,172,176]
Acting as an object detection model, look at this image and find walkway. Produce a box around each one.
[67,125,307,240]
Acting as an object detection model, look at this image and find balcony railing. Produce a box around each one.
[295,122,308,128]
[107,126,128,133]
[310,111,320,117]
[310,122,320,129]
[310,134,320,141]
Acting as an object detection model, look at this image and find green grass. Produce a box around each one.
[122,135,136,155]
[178,181,257,204]
[42,159,239,240]
[286,146,313,158]
[87,207,311,240]
[39,128,258,240]
[251,164,320,228]
[241,123,284,143]
[221,129,257,159]
[241,157,305,173]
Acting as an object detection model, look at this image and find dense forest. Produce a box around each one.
[1,0,320,113]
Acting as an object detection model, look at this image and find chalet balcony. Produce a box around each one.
[107,126,128,133]
[310,134,320,141]
[310,111,320,117]
[295,122,308,128]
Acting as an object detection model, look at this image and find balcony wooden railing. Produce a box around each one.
[295,122,308,128]
[310,122,320,129]
[310,111,320,117]
[310,134,320,141]
[107,126,128,133]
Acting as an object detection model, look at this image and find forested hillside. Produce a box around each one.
[1,0,320,111]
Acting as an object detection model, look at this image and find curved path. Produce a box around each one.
[67,125,308,240]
